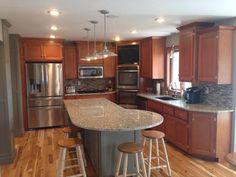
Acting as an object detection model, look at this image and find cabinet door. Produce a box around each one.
[164,114,175,142]
[179,31,195,81]
[198,31,218,83]
[103,48,116,78]
[190,113,216,157]
[140,38,152,78]
[64,46,77,79]
[43,42,63,60]
[175,118,189,151]
[77,42,103,65]
[23,41,43,60]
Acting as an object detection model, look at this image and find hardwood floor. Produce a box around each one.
[1,128,236,177]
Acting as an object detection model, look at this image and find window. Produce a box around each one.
[168,49,192,92]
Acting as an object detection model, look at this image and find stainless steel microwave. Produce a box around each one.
[78,66,103,78]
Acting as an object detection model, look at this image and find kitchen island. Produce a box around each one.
[64,98,163,177]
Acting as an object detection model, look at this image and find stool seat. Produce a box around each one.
[142,130,165,139]
[58,138,83,148]
[62,126,82,134]
[118,142,143,154]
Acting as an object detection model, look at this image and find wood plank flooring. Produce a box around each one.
[1,128,236,177]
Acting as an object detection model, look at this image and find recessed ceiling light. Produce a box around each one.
[130,30,137,34]
[115,36,120,42]
[155,17,165,23]
[48,9,61,16]
[131,42,137,45]
[50,34,55,39]
[50,25,58,31]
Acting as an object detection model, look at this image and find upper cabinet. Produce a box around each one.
[177,22,214,82]
[140,37,165,79]
[64,45,78,79]
[198,26,234,84]
[103,47,117,78]
[76,41,103,65]
[22,38,63,61]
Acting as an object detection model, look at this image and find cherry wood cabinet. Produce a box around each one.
[175,118,189,151]
[177,22,214,82]
[22,38,63,61]
[164,114,176,142]
[140,37,165,79]
[64,92,116,103]
[103,47,117,78]
[198,26,234,84]
[64,45,78,79]
[76,41,103,65]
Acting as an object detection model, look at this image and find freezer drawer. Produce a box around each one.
[28,97,63,107]
[28,106,65,128]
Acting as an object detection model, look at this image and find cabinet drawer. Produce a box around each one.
[175,108,188,121]
[163,105,174,115]
[147,100,163,113]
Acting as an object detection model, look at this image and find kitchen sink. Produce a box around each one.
[155,96,177,101]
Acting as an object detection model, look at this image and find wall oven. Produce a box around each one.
[78,66,103,78]
[117,65,139,90]
[117,90,138,109]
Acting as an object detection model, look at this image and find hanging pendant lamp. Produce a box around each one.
[89,21,102,60]
[81,28,92,61]
[98,10,117,58]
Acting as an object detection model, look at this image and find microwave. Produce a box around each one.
[78,66,103,78]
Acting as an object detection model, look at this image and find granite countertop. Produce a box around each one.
[64,98,163,131]
[65,91,116,96]
[138,93,234,113]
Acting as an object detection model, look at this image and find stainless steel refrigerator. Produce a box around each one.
[26,63,64,128]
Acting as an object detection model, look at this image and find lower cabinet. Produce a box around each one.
[190,112,217,158]
[145,98,232,161]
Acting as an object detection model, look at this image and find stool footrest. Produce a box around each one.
[64,164,80,169]
[67,174,83,177]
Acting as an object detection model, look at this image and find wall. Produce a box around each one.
[166,33,179,47]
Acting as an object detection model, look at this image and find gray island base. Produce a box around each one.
[64,98,163,177]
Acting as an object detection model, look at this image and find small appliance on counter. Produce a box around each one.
[65,86,76,94]
[184,87,202,104]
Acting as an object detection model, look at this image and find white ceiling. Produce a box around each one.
[0,0,236,41]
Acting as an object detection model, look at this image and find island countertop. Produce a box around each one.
[64,98,163,131]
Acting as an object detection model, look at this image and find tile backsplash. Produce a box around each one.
[196,83,233,108]
[65,78,115,92]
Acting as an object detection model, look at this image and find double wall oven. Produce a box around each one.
[117,65,139,109]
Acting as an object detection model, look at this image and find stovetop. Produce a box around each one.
[77,89,106,94]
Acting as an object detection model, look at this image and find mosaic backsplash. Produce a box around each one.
[196,83,233,109]
[65,78,115,92]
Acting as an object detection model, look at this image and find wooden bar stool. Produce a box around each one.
[56,138,87,177]
[142,130,171,177]
[62,126,87,166]
[115,142,147,177]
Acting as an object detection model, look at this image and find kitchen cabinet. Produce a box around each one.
[140,37,165,79]
[177,22,214,82]
[164,114,176,142]
[64,45,78,79]
[103,47,117,78]
[198,26,234,84]
[64,92,116,103]
[22,38,63,61]
[76,41,103,65]
[175,118,189,151]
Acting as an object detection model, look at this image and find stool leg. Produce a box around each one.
[56,147,67,177]
[161,138,171,176]
[76,146,87,177]
[115,152,123,177]
[147,139,152,177]
[155,139,160,167]
[123,153,128,177]
[77,132,87,167]
[142,137,146,147]
[135,153,140,175]
[140,152,147,177]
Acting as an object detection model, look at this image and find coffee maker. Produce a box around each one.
[184,87,202,104]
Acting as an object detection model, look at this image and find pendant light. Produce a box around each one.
[81,28,92,61]
[89,21,102,60]
[98,10,117,58]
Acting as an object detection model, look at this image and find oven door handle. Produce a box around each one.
[117,70,138,72]
[118,89,138,92]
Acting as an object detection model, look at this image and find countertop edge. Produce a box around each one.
[65,91,116,96]
[137,93,234,113]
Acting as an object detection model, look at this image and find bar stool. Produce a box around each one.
[56,138,87,177]
[115,142,147,177]
[142,130,171,177]
[62,126,87,166]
